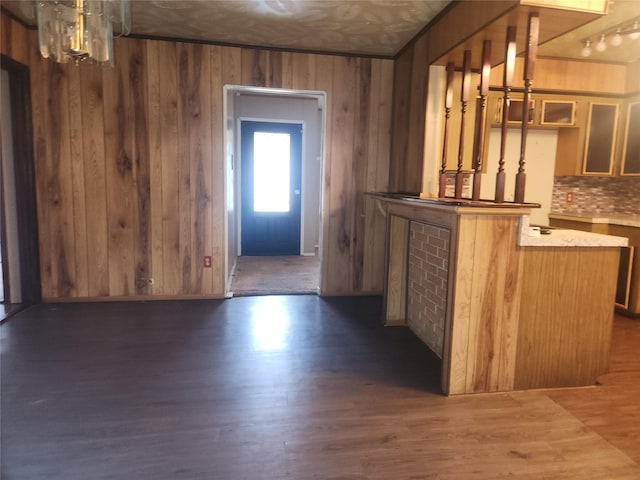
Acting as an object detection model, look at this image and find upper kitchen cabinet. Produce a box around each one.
[540,100,576,126]
[487,93,577,128]
[555,98,622,176]
[621,101,640,175]
[582,102,619,175]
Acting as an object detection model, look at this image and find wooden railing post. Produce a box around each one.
[514,13,539,204]
[454,50,472,199]
[472,40,491,201]
[495,26,517,203]
[439,62,455,198]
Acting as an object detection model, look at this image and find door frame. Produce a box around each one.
[0,55,42,306]
[238,118,305,257]
[222,86,327,297]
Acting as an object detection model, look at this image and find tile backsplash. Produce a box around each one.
[552,176,640,216]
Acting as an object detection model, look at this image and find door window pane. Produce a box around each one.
[253,132,290,212]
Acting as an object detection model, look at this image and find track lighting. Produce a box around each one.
[581,40,592,57]
[579,17,640,58]
[610,29,623,46]
[595,34,607,52]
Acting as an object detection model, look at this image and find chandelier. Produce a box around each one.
[580,17,640,57]
[32,0,131,64]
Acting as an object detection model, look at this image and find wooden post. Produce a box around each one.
[439,62,455,198]
[495,26,516,203]
[454,50,472,199]
[472,40,491,201]
[514,13,539,204]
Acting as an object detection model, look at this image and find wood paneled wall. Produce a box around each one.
[2,11,393,299]
[490,57,628,94]
[389,35,429,194]
[627,60,640,95]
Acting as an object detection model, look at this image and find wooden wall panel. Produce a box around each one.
[11,12,392,299]
[67,66,89,297]
[448,215,524,395]
[0,14,29,65]
[326,56,357,293]
[627,61,640,95]
[80,63,109,297]
[363,59,393,292]
[158,41,181,296]
[515,248,618,389]
[146,39,164,295]
[490,57,628,94]
[389,45,413,193]
[130,39,153,296]
[426,1,518,66]
[209,46,224,295]
[407,34,429,180]
[46,62,76,298]
[103,39,134,296]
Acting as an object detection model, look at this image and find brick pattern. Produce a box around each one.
[552,176,640,217]
[407,222,450,358]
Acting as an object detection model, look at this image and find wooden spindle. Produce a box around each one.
[455,50,472,198]
[495,26,517,203]
[472,40,491,201]
[439,62,455,198]
[514,13,539,204]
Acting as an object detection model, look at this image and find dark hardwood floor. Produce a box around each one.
[1,297,639,479]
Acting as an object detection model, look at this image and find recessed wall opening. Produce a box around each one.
[223,86,327,297]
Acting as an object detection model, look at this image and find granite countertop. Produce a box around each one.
[549,212,640,228]
[518,216,628,247]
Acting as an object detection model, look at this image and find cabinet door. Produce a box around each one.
[621,102,640,175]
[616,246,634,309]
[495,97,534,124]
[540,100,576,126]
[582,103,618,175]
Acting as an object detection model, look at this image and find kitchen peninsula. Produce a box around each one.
[372,194,627,396]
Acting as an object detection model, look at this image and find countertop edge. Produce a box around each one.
[518,216,629,247]
[549,213,640,229]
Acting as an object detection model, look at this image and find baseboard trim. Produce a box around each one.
[42,294,226,303]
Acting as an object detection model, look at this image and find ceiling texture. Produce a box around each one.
[2,0,639,61]
[3,0,451,57]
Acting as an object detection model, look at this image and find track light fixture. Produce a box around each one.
[581,40,592,57]
[579,17,640,58]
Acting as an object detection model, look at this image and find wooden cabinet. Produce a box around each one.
[488,93,575,127]
[608,224,640,316]
[540,100,576,126]
[554,98,623,176]
[495,97,535,125]
[549,217,640,316]
[582,102,619,175]
[621,101,640,176]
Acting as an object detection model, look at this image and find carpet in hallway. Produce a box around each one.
[231,255,319,296]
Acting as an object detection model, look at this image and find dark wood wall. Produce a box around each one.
[1,12,393,300]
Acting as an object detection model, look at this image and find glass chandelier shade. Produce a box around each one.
[35,0,131,64]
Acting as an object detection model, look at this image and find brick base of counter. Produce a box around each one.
[407,221,450,358]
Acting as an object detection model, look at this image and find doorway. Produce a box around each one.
[0,55,42,319]
[240,121,302,256]
[223,87,326,297]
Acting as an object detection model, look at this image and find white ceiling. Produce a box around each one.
[3,0,639,61]
[3,0,452,57]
